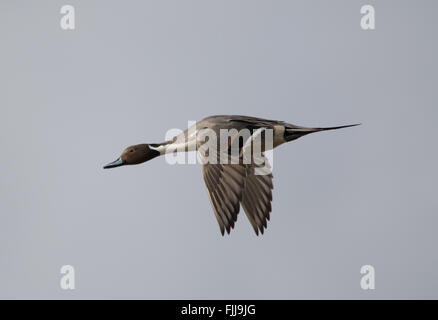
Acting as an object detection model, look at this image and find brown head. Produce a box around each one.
[103,144,160,169]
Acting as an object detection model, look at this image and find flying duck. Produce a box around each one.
[104,115,359,235]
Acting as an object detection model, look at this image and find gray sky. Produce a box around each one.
[1,0,437,299]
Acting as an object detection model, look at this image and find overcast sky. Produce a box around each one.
[0,0,437,299]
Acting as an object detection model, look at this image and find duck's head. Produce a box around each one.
[103,144,160,169]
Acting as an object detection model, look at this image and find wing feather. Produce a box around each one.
[198,125,274,235]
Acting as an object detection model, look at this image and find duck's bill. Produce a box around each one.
[103,158,125,169]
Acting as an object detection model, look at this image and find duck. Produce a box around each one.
[103,115,359,235]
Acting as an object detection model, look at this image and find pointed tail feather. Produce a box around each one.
[285,123,360,141]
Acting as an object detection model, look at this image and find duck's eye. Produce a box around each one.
[130,149,135,153]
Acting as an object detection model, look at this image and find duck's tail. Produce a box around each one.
[284,123,360,141]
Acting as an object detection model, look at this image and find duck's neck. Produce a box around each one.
[149,135,197,155]
[148,143,168,155]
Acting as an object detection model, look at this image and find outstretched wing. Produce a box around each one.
[197,122,274,235]
[201,163,246,235]
[200,150,274,235]
[240,155,273,235]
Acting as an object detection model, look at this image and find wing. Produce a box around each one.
[240,155,273,235]
[201,163,246,235]
[197,123,248,235]
[200,153,274,235]
[197,123,274,235]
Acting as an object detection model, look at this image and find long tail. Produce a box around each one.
[284,123,360,141]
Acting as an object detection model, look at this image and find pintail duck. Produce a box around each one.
[104,115,359,235]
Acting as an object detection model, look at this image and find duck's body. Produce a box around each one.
[104,115,359,235]
[147,115,286,155]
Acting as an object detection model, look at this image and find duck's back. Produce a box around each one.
[200,115,289,131]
